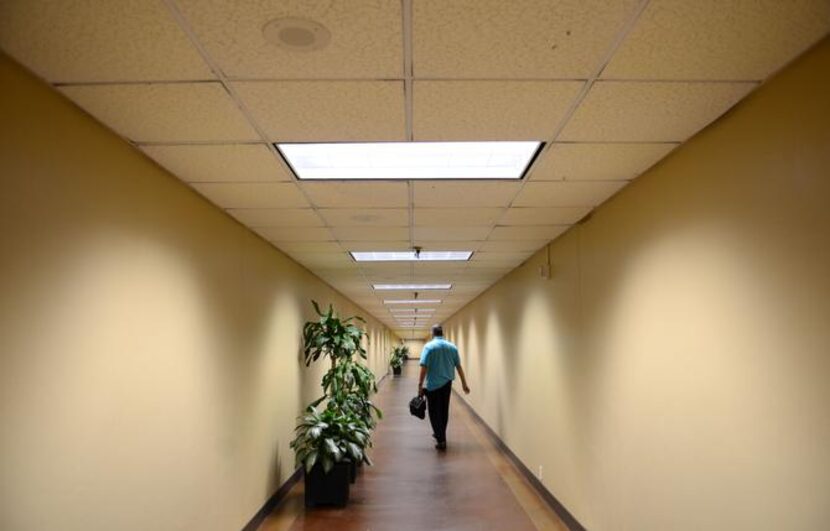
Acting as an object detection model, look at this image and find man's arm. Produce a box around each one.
[418,365,427,396]
[456,364,470,394]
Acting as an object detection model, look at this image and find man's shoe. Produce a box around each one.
[435,441,447,450]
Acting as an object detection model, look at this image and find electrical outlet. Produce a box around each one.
[538,465,543,480]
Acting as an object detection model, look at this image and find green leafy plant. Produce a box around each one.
[292,301,381,476]
[390,345,409,370]
[302,301,367,366]
[290,406,372,474]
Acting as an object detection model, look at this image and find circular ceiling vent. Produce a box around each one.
[263,17,331,52]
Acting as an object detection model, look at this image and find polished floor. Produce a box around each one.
[258,363,568,531]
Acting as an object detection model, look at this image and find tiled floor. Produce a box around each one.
[258,364,568,531]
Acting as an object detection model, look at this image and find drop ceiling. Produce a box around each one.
[1,0,828,338]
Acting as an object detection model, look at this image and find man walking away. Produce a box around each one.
[418,325,470,450]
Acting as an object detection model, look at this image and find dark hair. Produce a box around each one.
[431,324,443,337]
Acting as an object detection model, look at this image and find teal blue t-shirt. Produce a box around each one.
[419,338,460,391]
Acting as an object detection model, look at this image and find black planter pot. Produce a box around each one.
[348,460,357,484]
[304,461,350,508]
[393,366,402,376]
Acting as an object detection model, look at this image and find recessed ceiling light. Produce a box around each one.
[262,17,331,51]
[390,308,435,313]
[373,283,452,291]
[351,251,472,262]
[276,141,543,180]
[384,299,441,305]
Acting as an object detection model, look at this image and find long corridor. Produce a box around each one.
[257,363,568,531]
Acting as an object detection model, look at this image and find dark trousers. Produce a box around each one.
[425,382,452,443]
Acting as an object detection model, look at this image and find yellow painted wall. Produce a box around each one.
[444,39,830,530]
[0,54,395,531]
[403,339,426,358]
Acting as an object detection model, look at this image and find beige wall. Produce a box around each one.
[444,39,830,530]
[403,339,426,359]
[0,54,395,531]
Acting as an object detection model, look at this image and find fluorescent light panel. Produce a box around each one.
[277,141,543,180]
[384,299,441,305]
[373,283,451,290]
[390,308,435,313]
[351,251,472,262]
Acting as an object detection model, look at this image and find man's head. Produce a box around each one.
[431,324,443,338]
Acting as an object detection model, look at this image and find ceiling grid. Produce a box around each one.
[3,0,827,336]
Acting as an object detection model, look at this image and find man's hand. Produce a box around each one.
[462,383,470,395]
[418,385,425,397]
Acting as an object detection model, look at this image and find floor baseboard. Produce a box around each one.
[453,391,587,531]
[241,466,302,531]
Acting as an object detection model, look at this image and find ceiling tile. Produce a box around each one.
[478,239,551,252]
[559,81,756,142]
[413,241,484,251]
[530,143,677,181]
[413,227,492,241]
[0,0,212,83]
[603,0,830,81]
[177,0,402,79]
[192,183,308,209]
[500,206,591,225]
[343,241,412,251]
[414,208,503,227]
[141,144,290,183]
[413,182,521,207]
[319,209,409,227]
[513,181,626,207]
[274,241,343,254]
[489,226,569,241]
[59,83,260,143]
[227,208,322,227]
[303,182,409,208]
[256,227,333,242]
[413,81,583,140]
[233,81,405,141]
[413,0,640,78]
[331,227,410,241]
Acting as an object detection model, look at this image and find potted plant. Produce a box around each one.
[290,405,371,507]
[390,345,409,376]
[293,301,381,504]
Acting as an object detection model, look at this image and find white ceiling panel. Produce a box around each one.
[344,241,412,251]
[603,0,830,81]
[233,81,405,141]
[413,182,522,208]
[256,227,333,242]
[319,209,409,227]
[330,227,410,242]
[531,143,677,181]
[513,181,627,207]
[303,182,409,208]
[177,0,402,79]
[414,241,485,251]
[59,83,260,143]
[413,81,583,140]
[414,208,503,227]
[500,206,591,225]
[478,239,551,252]
[413,0,640,78]
[227,208,322,227]
[192,183,308,209]
[414,227,493,242]
[489,226,569,241]
[141,144,290,183]
[0,0,212,83]
[273,241,343,254]
[559,81,757,142]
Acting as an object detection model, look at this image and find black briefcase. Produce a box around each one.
[409,395,426,419]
